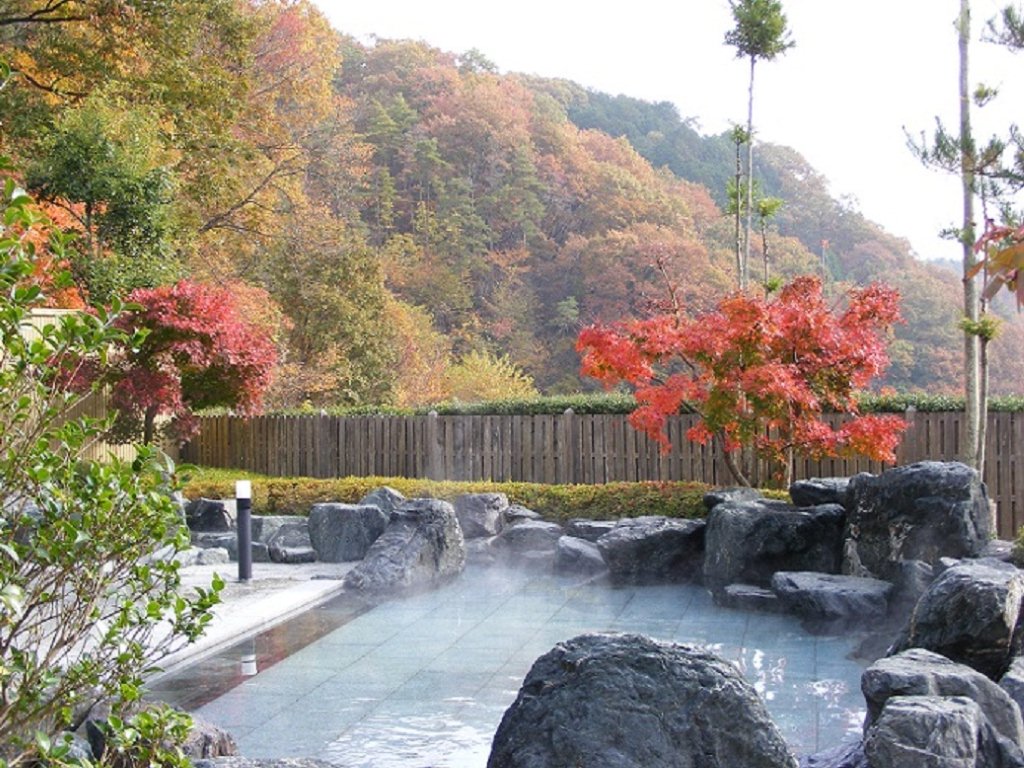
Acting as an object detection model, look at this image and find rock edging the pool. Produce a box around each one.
[181,460,1024,768]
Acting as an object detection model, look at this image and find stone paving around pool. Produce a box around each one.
[155,565,868,765]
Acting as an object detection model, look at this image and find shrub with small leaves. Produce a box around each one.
[0,164,221,766]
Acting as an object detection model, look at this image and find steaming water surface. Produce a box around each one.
[151,565,869,765]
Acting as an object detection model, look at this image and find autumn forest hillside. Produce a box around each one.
[3,0,1021,408]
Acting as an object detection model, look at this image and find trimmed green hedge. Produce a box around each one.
[227,392,1024,418]
[180,468,767,523]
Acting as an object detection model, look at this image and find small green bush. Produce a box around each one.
[231,391,1024,419]
[182,469,723,522]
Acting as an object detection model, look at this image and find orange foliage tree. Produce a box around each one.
[577,276,906,487]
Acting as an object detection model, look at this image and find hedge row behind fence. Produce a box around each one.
[181,410,1024,538]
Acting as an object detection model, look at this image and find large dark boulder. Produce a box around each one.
[1001,657,1024,716]
[358,486,406,517]
[251,515,302,544]
[889,560,1024,680]
[186,498,233,532]
[554,536,607,576]
[863,695,1024,768]
[861,649,1024,746]
[565,518,617,542]
[267,522,316,564]
[703,486,763,512]
[789,477,852,508]
[487,632,797,768]
[596,516,705,583]
[454,493,508,538]
[843,462,991,580]
[490,520,564,564]
[703,500,845,591]
[503,505,542,526]
[771,571,891,622]
[341,499,465,596]
[308,503,388,562]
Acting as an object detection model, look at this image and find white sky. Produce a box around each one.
[314,0,1022,264]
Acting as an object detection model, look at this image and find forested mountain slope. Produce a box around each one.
[2,0,1019,404]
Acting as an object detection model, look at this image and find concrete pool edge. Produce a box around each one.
[154,562,357,680]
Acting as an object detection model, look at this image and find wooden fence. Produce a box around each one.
[24,308,172,463]
[182,410,1024,538]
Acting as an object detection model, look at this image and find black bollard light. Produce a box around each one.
[236,479,252,582]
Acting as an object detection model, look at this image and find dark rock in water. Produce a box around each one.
[502,505,542,526]
[843,461,990,580]
[703,500,845,591]
[268,522,316,564]
[702,486,763,512]
[341,499,465,596]
[186,498,233,532]
[596,516,705,584]
[554,536,607,576]
[1000,656,1024,717]
[789,477,852,509]
[771,571,891,621]
[863,695,1024,768]
[716,583,783,613]
[889,560,1024,680]
[565,518,617,542]
[487,632,798,768]
[308,503,388,562]
[491,520,564,564]
[454,493,508,538]
[358,486,406,517]
[182,714,238,758]
[800,738,867,768]
[861,649,1024,745]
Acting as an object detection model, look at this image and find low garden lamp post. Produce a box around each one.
[236,480,253,582]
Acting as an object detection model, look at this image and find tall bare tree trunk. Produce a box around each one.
[959,0,982,471]
[735,135,743,287]
[744,55,756,291]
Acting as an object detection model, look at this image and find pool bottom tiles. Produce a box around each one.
[158,567,869,766]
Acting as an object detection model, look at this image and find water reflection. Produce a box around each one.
[152,568,871,762]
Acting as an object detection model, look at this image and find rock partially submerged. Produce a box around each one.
[596,516,705,583]
[703,500,844,592]
[864,694,1024,768]
[454,493,508,538]
[554,536,607,576]
[861,649,1024,745]
[341,499,465,596]
[488,632,797,768]
[843,461,991,580]
[890,559,1024,679]
[789,477,853,509]
[308,503,388,563]
[771,571,891,622]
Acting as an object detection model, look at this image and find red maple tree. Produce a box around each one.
[577,276,906,486]
[106,280,277,444]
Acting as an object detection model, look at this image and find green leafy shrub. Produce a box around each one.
[251,391,1024,418]
[183,469,732,522]
[0,168,220,766]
